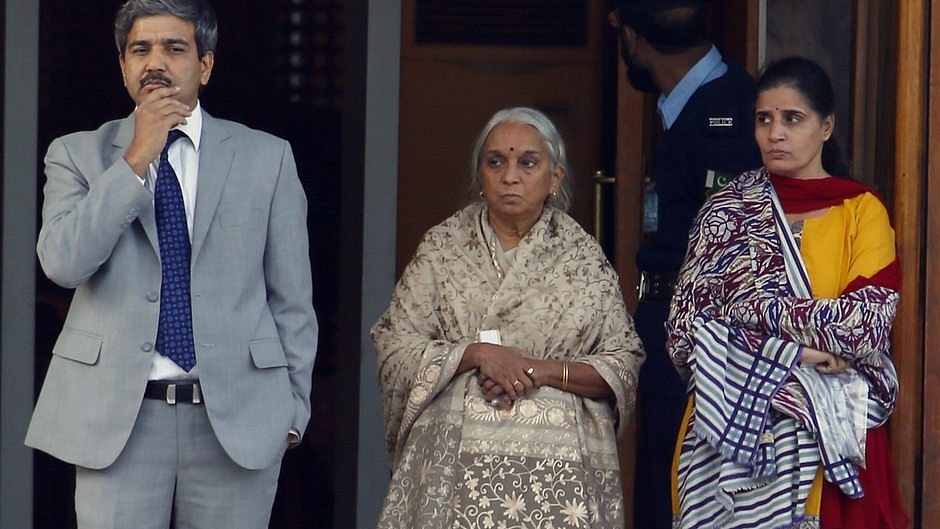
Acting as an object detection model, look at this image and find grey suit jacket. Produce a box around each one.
[26,110,318,470]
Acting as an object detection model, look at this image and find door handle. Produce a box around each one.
[593,170,615,241]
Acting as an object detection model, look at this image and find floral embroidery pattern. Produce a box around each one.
[450,455,613,529]
[373,204,644,528]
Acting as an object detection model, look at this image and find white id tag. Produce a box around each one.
[478,329,501,345]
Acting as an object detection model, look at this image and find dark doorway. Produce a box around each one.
[33,1,345,527]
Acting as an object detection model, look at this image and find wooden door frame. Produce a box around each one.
[894,1,928,526]
[612,56,645,527]
[921,0,939,525]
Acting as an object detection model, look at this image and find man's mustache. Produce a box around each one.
[139,72,172,88]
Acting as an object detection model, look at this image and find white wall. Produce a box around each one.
[1,0,39,527]
[357,0,400,527]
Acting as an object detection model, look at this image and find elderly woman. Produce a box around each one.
[372,107,645,529]
[667,57,908,529]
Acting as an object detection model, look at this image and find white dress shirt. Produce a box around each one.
[142,102,204,380]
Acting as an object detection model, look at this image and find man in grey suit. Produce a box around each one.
[25,1,318,527]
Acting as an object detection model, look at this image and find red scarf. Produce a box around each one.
[769,173,880,213]
[769,173,901,292]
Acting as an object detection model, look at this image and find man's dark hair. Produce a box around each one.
[114,0,218,58]
[615,0,709,54]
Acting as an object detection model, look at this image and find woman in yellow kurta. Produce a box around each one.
[666,56,908,529]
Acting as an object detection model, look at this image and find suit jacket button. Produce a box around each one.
[142,342,153,352]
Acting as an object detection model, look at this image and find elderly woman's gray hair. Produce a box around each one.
[469,107,573,212]
[115,0,218,58]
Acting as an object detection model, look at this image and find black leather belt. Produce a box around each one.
[637,270,678,303]
[144,380,203,405]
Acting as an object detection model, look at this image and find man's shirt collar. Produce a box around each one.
[657,46,727,130]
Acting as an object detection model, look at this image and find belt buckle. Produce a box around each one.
[637,271,650,302]
[164,383,201,405]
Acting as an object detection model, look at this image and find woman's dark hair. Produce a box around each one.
[756,56,835,120]
[757,56,849,176]
[821,137,850,177]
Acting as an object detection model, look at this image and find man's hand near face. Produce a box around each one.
[124,84,192,178]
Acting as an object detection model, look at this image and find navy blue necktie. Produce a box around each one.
[155,129,197,371]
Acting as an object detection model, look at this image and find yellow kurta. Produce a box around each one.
[799,192,897,298]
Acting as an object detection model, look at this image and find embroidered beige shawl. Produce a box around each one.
[372,203,645,529]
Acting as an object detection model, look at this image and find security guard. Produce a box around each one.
[610,1,762,528]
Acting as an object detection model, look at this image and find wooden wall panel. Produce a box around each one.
[892,0,927,525]
[397,2,607,274]
[612,54,647,529]
[922,1,940,525]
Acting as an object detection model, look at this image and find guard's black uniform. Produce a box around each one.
[633,60,763,529]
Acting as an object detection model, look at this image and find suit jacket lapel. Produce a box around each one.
[112,115,161,251]
[192,112,234,262]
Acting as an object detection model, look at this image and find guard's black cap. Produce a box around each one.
[616,0,707,9]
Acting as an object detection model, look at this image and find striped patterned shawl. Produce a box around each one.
[666,168,900,528]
